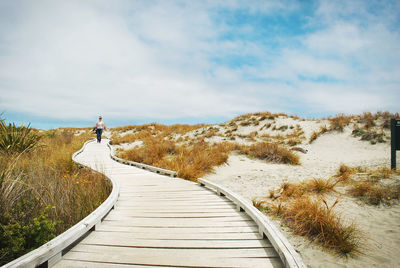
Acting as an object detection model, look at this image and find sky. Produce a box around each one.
[0,0,399,129]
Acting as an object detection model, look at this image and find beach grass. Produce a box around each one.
[0,123,111,265]
[239,141,300,165]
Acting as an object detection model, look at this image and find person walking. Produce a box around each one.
[95,116,106,143]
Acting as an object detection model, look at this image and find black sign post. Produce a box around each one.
[391,119,400,169]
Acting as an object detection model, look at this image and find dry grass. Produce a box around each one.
[284,197,362,256]
[0,128,110,264]
[239,142,300,165]
[254,196,363,257]
[309,125,328,144]
[304,178,338,194]
[346,168,400,205]
[334,164,356,183]
[111,123,207,145]
[348,181,400,205]
[0,130,111,225]
[118,136,234,181]
[253,162,378,257]
[358,112,376,130]
[268,178,337,201]
[285,127,305,146]
[329,114,353,132]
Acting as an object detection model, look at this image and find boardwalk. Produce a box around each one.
[54,140,283,267]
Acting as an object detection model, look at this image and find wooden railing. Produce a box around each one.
[3,139,305,268]
[2,139,119,268]
[107,143,305,268]
[198,178,306,268]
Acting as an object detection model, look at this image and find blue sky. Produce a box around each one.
[0,0,399,129]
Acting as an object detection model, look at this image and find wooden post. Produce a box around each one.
[391,119,400,170]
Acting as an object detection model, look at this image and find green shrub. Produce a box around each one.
[0,122,41,154]
[0,206,59,265]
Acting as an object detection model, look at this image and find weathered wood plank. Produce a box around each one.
[80,232,270,248]
[85,230,263,240]
[106,211,247,217]
[199,178,306,268]
[105,213,252,222]
[118,192,219,198]
[54,259,161,267]
[114,202,237,209]
[101,219,257,228]
[72,244,277,257]
[58,251,282,268]
[27,139,287,268]
[113,207,237,213]
[94,225,259,234]
[118,197,233,206]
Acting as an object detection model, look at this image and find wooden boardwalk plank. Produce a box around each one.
[88,230,263,240]
[105,213,252,222]
[100,219,257,228]
[94,225,259,234]
[59,251,281,268]
[72,244,276,258]
[54,140,283,268]
[80,233,271,249]
[106,211,247,217]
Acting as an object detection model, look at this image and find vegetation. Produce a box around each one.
[309,125,328,144]
[254,177,362,256]
[352,127,386,144]
[0,120,111,265]
[0,121,41,154]
[117,133,234,181]
[239,142,300,165]
[348,181,400,205]
[329,114,353,132]
[260,197,362,257]
[254,163,400,257]
[346,168,400,205]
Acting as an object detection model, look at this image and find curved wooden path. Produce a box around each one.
[54,139,283,268]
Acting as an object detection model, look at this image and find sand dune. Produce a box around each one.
[109,113,400,267]
[204,117,400,268]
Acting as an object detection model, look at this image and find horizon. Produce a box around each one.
[1,1,399,129]
[3,109,397,130]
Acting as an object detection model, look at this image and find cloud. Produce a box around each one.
[0,0,399,126]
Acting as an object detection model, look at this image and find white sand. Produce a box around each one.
[204,122,400,267]
[110,115,400,267]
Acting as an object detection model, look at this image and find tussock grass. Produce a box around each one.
[255,180,363,257]
[285,127,305,146]
[118,137,234,181]
[0,126,110,265]
[239,142,300,165]
[111,123,207,145]
[329,114,353,132]
[118,137,176,165]
[268,178,337,201]
[359,112,376,130]
[304,178,338,194]
[335,164,356,183]
[346,167,400,205]
[352,127,386,144]
[278,197,362,257]
[309,125,328,144]
[348,181,400,205]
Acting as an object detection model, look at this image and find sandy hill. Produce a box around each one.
[105,111,399,268]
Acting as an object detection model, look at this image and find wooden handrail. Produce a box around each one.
[2,139,119,268]
[198,178,306,268]
[107,142,305,267]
